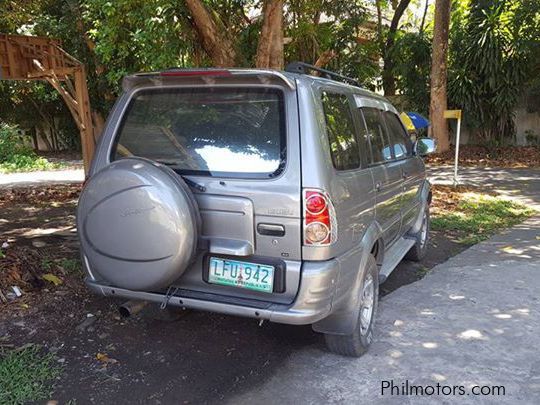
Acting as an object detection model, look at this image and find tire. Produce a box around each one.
[405,207,430,262]
[324,255,379,357]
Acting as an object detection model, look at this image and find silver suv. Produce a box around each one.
[77,63,435,357]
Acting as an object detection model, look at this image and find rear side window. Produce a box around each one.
[321,92,360,170]
[112,87,285,178]
[383,111,411,159]
[362,108,392,164]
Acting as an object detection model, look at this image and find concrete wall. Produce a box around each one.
[515,106,540,145]
[454,96,540,146]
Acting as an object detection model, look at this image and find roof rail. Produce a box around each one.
[285,61,361,87]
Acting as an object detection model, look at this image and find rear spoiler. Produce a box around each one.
[122,69,296,92]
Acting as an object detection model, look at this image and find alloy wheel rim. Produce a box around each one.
[359,274,375,335]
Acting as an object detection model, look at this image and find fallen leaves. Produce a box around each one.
[0,246,45,291]
[0,246,76,305]
[426,146,540,168]
[430,185,496,216]
[0,184,81,209]
[430,185,534,244]
[42,274,63,286]
[96,352,118,365]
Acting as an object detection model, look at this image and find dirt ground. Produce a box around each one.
[0,184,467,403]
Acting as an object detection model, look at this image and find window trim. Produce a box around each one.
[381,110,413,161]
[319,88,363,172]
[358,106,397,167]
[109,85,288,180]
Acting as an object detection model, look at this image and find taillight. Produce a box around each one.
[303,189,337,246]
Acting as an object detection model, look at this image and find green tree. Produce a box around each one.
[429,0,451,151]
[448,0,540,145]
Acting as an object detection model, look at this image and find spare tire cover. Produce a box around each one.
[77,157,200,291]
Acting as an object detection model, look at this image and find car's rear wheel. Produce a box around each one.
[406,207,430,262]
[324,255,379,357]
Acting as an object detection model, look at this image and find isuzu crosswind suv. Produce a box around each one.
[77,62,435,357]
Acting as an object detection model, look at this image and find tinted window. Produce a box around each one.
[321,92,360,170]
[112,88,285,178]
[384,111,411,159]
[362,108,392,164]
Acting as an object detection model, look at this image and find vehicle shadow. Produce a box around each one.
[52,296,324,404]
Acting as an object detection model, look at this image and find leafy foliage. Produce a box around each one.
[83,0,198,89]
[448,0,540,145]
[391,31,432,114]
[0,0,539,152]
[285,0,379,87]
[0,124,61,173]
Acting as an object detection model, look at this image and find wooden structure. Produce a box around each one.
[0,34,97,173]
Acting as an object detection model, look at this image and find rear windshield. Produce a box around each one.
[112,87,286,178]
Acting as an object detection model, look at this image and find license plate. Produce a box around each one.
[208,257,275,293]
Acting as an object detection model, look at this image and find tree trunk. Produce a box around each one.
[31,126,39,151]
[314,50,336,69]
[382,0,412,96]
[429,0,451,152]
[419,0,430,34]
[185,0,237,67]
[375,0,383,48]
[92,110,105,143]
[256,0,284,69]
[39,125,53,152]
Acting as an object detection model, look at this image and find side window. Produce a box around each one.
[383,111,412,159]
[321,92,360,170]
[362,107,392,164]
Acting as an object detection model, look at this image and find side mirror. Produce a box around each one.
[414,138,436,156]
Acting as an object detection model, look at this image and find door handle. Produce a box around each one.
[402,171,408,179]
[375,182,381,192]
[257,223,286,237]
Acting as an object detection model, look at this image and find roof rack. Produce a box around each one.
[285,61,361,87]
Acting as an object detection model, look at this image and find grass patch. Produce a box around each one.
[431,190,535,244]
[0,154,63,173]
[41,257,82,277]
[415,266,430,278]
[0,124,64,173]
[58,258,82,275]
[0,345,62,405]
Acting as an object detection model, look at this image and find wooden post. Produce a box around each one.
[74,66,95,173]
[0,34,97,175]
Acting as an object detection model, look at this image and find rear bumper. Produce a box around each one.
[86,258,339,325]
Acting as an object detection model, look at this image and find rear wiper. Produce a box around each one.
[182,177,206,192]
[156,160,206,192]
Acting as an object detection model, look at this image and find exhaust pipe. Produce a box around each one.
[119,300,148,318]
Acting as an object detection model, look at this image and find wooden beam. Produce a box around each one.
[33,60,82,123]
[74,67,96,170]
[0,33,98,174]
[44,76,84,128]
[26,67,77,79]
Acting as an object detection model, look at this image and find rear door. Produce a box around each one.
[359,107,402,246]
[382,111,425,232]
[106,77,302,304]
[317,89,375,256]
